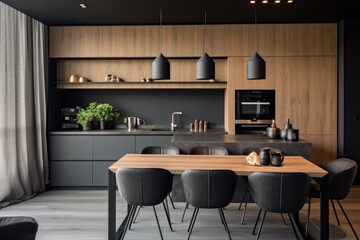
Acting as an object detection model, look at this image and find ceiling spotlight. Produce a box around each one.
[79,3,87,8]
[287,0,293,2]
[250,0,256,3]
[275,0,281,3]
[262,0,268,3]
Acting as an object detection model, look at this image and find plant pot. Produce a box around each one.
[83,122,92,131]
[100,120,107,130]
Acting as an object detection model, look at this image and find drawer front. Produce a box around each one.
[135,135,173,153]
[50,161,92,186]
[93,136,135,160]
[50,136,92,160]
[93,161,114,187]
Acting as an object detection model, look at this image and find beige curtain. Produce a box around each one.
[0,2,49,208]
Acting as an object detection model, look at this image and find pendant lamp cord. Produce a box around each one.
[160,0,163,53]
[204,0,207,53]
[255,1,258,52]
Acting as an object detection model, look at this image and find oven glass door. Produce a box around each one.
[240,101,271,119]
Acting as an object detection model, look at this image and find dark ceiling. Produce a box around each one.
[0,0,359,26]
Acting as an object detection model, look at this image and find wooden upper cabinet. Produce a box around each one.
[206,25,236,57]
[162,25,203,57]
[233,24,276,57]
[275,24,337,56]
[50,27,101,58]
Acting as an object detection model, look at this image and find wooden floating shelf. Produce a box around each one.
[56,81,227,90]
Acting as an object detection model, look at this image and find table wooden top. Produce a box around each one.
[110,154,328,178]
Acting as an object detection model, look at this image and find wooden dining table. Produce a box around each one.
[108,154,329,240]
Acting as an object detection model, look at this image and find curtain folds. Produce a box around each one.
[0,2,49,208]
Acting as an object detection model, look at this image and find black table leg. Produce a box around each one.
[109,170,116,240]
[320,174,329,240]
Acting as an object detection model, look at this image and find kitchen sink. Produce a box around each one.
[151,128,189,132]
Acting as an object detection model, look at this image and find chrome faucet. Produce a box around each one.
[171,112,182,131]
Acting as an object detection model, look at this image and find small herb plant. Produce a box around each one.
[76,107,94,130]
[91,102,120,122]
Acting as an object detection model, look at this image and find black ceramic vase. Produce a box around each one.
[270,151,284,166]
[259,147,271,166]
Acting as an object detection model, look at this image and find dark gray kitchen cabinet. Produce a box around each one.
[93,161,114,186]
[50,161,92,187]
[135,135,173,153]
[93,136,135,160]
[50,136,92,160]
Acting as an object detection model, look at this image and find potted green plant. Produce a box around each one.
[76,108,94,131]
[93,103,120,130]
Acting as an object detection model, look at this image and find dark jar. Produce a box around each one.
[259,147,271,166]
[270,151,284,166]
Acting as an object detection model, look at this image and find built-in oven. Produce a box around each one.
[235,90,275,133]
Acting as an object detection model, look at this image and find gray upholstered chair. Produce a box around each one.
[239,147,287,225]
[182,170,238,240]
[180,146,229,222]
[116,168,173,240]
[0,216,38,240]
[141,146,180,155]
[248,172,310,240]
[306,158,358,239]
[188,146,228,155]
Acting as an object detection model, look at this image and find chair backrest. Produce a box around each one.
[189,146,228,155]
[242,147,260,155]
[142,146,180,155]
[181,170,237,208]
[248,172,310,213]
[0,216,38,240]
[321,158,358,200]
[116,168,173,206]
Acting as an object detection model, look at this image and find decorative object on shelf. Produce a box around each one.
[286,128,299,141]
[266,119,280,139]
[259,147,271,165]
[280,118,292,140]
[270,150,284,166]
[69,74,80,82]
[247,1,266,80]
[105,74,122,82]
[196,1,215,80]
[75,107,94,131]
[152,0,170,80]
[246,151,261,166]
[79,76,88,82]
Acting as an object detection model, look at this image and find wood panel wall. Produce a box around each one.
[50,23,337,164]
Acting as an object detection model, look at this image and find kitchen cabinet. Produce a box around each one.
[50,134,174,187]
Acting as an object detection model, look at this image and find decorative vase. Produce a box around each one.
[270,151,284,166]
[266,119,280,139]
[259,147,271,166]
[280,118,293,140]
[286,128,299,141]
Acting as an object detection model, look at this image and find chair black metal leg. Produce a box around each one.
[252,209,262,235]
[218,208,227,230]
[241,189,251,224]
[289,213,305,240]
[153,206,164,240]
[120,205,136,240]
[305,197,312,238]
[182,202,190,222]
[187,207,197,232]
[331,199,340,226]
[219,208,233,240]
[132,205,141,223]
[128,205,138,230]
[256,211,267,240]
[238,185,250,210]
[288,213,299,239]
[168,194,176,209]
[187,208,199,240]
[163,201,174,232]
[280,213,287,225]
[337,200,359,240]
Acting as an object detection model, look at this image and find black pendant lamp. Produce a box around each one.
[196,3,215,80]
[152,0,170,80]
[247,1,266,80]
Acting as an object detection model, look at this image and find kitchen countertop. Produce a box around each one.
[50,128,226,136]
[171,133,312,159]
